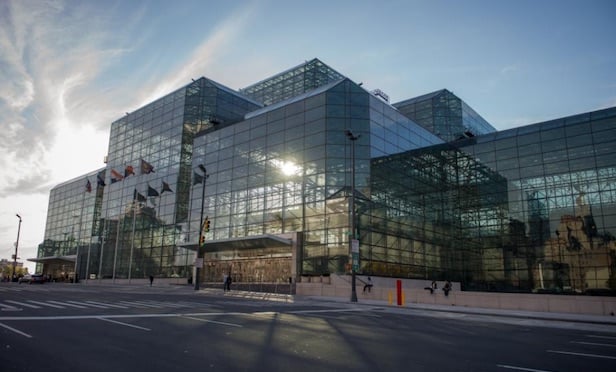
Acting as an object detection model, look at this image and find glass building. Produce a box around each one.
[36,59,616,294]
[394,89,496,142]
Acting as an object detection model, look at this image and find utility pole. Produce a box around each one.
[12,214,22,281]
[194,164,209,290]
[346,129,360,303]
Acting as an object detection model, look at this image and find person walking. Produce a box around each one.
[443,280,452,296]
[225,274,232,291]
[223,273,228,292]
[149,275,154,287]
[363,277,373,293]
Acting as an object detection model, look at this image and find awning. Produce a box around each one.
[28,255,76,265]
[178,234,292,252]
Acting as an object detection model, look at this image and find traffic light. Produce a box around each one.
[205,218,210,232]
[199,235,205,246]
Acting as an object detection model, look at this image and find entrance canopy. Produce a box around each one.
[28,255,76,265]
[178,234,292,252]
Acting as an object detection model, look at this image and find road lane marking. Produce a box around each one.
[84,301,129,309]
[146,301,185,308]
[49,300,87,308]
[497,364,553,372]
[0,322,32,338]
[181,315,243,327]
[0,304,21,311]
[571,341,616,347]
[96,317,151,331]
[0,303,21,311]
[67,300,109,309]
[27,300,65,309]
[5,300,41,309]
[586,334,616,340]
[547,350,616,359]
[117,300,161,308]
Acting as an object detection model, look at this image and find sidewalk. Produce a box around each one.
[198,287,616,328]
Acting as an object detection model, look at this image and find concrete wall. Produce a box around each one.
[296,274,616,316]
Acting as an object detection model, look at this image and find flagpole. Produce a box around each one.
[94,171,108,283]
[186,182,194,277]
[74,188,87,283]
[98,217,107,283]
[127,200,137,283]
[111,183,126,283]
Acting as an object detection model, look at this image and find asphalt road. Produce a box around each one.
[1,283,615,372]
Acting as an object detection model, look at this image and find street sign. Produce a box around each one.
[194,258,203,268]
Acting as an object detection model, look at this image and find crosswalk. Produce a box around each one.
[0,299,208,312]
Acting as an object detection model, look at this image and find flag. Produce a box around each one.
[111,169,124,183]
[193,171,204,185]
[133,189,146,203]
[161,181,173,194]
[147,184,159,197]
[124,165,135,177]
[140,159,155,174]
[97,171,106,186]
[85,179,92,193]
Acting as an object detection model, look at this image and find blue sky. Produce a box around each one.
[1,0,615,271]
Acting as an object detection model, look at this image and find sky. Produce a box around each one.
[1,0,615,272]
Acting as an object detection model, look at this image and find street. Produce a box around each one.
[1,282,615,371]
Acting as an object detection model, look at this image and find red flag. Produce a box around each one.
[124,165,135,177]
[111,169,124,183]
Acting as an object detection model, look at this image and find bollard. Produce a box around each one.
[396,280,402,306]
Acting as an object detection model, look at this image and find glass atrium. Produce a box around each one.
[37,59,616,294]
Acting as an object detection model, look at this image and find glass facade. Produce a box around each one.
[239,58,345,106]
[367,108,616,292]
[394,89,496,142]
[38,58,616,294]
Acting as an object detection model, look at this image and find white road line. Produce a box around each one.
[0,322,32,338]
[96,317,151,331]
[84,301,129,309]
[0,303,20,311]
[547,350,616,360]
[143,300,180,308]
[27,300,65,309]
[5,300,41,309]
[586,334,616,340]
[48,300,87,309]
[66,300,109,309]
[181,315,243,327]
[117,301,161,308]
[571,341,616,347]
[497,364,553,372]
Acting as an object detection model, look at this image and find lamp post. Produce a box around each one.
[345,129,360,303]
[194,164,209,290]
[12,214,22,281]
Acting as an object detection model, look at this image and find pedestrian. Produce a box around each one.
[363,277,373,293]
[225,274,232,291]
[149,275,154,287]
[443,280,452,296]
[223,273,228,292]
[424,280,437,294]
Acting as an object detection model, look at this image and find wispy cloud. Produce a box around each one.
[0,0,140,197]
[134,3,258,108]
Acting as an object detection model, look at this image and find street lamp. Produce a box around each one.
[345,129,360,303]
[194,164,209,290]
[12,214,22,281]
